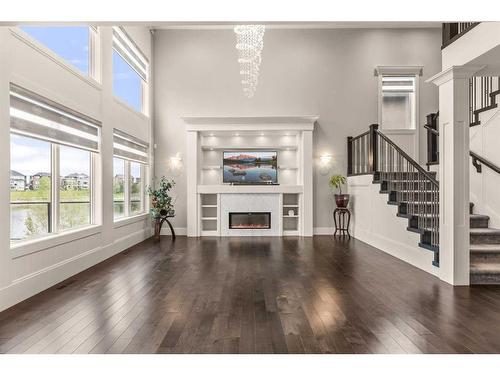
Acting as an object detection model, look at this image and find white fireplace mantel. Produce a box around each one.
[183,115,317,237]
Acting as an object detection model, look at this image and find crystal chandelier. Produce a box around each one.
[234,25,265,98]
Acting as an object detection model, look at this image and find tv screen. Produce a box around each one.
[223,151,278,184]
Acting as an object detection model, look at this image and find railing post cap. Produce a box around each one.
[369,124,379,130]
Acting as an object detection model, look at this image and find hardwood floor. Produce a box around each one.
[2,235,500,354]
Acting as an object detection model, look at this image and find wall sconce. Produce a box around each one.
[319,154,333,176]
[168,153,183,177]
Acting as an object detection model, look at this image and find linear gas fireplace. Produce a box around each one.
[229,212,271,229]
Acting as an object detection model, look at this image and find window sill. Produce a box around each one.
[112,97,149,121]
[9,27,102,91]
[11,225,102,259]
[114,213,150,228]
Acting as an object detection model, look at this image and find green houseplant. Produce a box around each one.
[147,177,176,239]
[329,174,349,208]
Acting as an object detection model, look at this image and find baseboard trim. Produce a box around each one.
[313,227,334,235]
[160,227,187,236]
[0,228,151,313]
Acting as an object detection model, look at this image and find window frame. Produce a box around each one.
[12,25,101,85]
[111,27,149,116]
[10,134,100,250]
[376,66,422,134]
[113,157,147,223]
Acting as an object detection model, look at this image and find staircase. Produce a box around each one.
[470,202,500,284]
[423,75,500,284]
[348,125,440,267]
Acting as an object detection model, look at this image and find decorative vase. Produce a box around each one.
[288,209,294,217]
[335,194,350,208]
[154,217,162,240]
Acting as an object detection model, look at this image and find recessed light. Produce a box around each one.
[260,132,264,136]
[235,133,239,136]
[209,148,214,151]
[209,133,214,137]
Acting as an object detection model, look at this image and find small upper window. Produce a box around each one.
[20,26,97,77]
[112,27,149,114]
[380,75,416,130]
[376,66,421,131]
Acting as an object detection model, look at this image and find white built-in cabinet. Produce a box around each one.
[183,116,317,237]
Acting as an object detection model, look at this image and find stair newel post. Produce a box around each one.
[369,124,379,174]
[347,136,353,176]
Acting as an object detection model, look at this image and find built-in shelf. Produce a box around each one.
[201,217,218,221]
[283,204,299,208]
[201,205,218,208]
[201,165,222,170]
[283,215,299,218]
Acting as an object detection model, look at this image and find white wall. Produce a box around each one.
[0,26,154,312]
[470,104,500,228]
[153,27,442,231]
[348,175,439,277]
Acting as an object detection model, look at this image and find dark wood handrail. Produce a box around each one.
[349,130,370,142]
[374,129,440,188]
[470,151,500,175]
[424,125,439,135]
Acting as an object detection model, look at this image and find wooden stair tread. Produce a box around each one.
[471,244,500,253]
[470,262,500,274]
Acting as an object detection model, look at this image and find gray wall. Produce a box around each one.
[153,27,442,230]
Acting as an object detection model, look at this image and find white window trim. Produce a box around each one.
[112,96,150,122]
[376,66,421,161]
[113,157,148,222]
[10,26,102,89]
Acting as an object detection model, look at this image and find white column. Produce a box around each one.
[427,65,482,285]
[301,130,313,236]
[186,131,199,237]
[0,28,12,302]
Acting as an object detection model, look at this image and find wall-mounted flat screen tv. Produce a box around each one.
[223,151,278,184]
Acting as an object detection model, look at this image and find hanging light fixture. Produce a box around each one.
[234,25,265,98]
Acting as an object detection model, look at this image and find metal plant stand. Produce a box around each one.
[155,215,175,240]
[333,208,351,238]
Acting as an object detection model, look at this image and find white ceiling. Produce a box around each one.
[152,21,442,30]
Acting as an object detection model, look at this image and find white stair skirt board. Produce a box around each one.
[348,174,439,278]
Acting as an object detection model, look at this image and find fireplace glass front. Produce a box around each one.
[229,212,271,229]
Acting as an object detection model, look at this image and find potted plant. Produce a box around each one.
[147,177,176,239]
[329,174,349,208]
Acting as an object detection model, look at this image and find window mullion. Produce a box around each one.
[51,144,60,233]
[124,160,131,217]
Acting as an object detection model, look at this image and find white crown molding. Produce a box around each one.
[426,65,487,86]
[374,65,423,76]
[183,115,318,132]
[153,22,441,30]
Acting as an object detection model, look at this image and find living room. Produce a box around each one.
[2,0,500,374]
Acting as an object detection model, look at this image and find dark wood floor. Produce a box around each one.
[2,236,500,354]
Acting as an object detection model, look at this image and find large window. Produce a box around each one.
[112,26,148,114]
[9,84,100,244]
[19,26,98,79]
[113,130,148,221]
[379,74,417,130]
